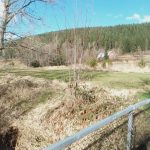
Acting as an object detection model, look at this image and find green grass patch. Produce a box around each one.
[0,68,72,81]
[135,90,150,113]
[1,68,150,89]
[13,90,53,115]
[81,71,150,89]
[37,91,53,104]
[136,91,150,100]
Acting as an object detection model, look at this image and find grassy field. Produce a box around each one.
[1,68,150,100]
[1,68,150,87]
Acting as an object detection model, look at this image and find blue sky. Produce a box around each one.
[10,0,150,35]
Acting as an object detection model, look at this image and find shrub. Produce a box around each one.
[138,59,146,68]
[30,60,40,68]
[50,56,66,66]
[104,50,109,60]
[9,62,15,66]
[75,84,96,102]
[102,59,112,68]
[87,58,98,68]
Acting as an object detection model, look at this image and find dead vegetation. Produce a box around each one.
[0,74,68,149]
[0,74,148,150]
[0,74,55,131]
[0,59,27,69]
[17,84,136,149]
[41,85,136,148]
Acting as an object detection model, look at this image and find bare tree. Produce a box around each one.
[0,0,54,56]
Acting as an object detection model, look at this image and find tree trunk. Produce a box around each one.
[0,28,5,57]
[0,1,9,57]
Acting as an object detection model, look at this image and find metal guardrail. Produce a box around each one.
[44,99,150,150]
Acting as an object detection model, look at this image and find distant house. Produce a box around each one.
[97,49,117,61]
[108,50,117,60]
[97,50,105,60]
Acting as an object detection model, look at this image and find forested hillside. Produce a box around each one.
[4,23,150,66]
[37,23,150,53]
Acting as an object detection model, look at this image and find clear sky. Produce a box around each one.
[11,0,150,35]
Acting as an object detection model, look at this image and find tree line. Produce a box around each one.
[3,23,150,66]
[38,23,150,53]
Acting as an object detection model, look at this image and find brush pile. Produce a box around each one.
[0,75,138,150]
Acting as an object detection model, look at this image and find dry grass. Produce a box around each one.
[0,74,69,149]
[0,74,56,131]
[14,85,135,150]
[0,57,150,149]
[0,74,148,150]
[0,59,27,69]
[41,86,136,144]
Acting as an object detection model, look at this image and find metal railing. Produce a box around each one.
[44,99,150,150]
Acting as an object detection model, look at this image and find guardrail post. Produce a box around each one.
[127,111,134,150]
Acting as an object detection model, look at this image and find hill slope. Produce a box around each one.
[37,23,150,53]
[4,23,150,66]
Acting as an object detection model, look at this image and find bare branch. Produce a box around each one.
[0,0,55,54]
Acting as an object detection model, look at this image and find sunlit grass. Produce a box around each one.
[1,68,150,89]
